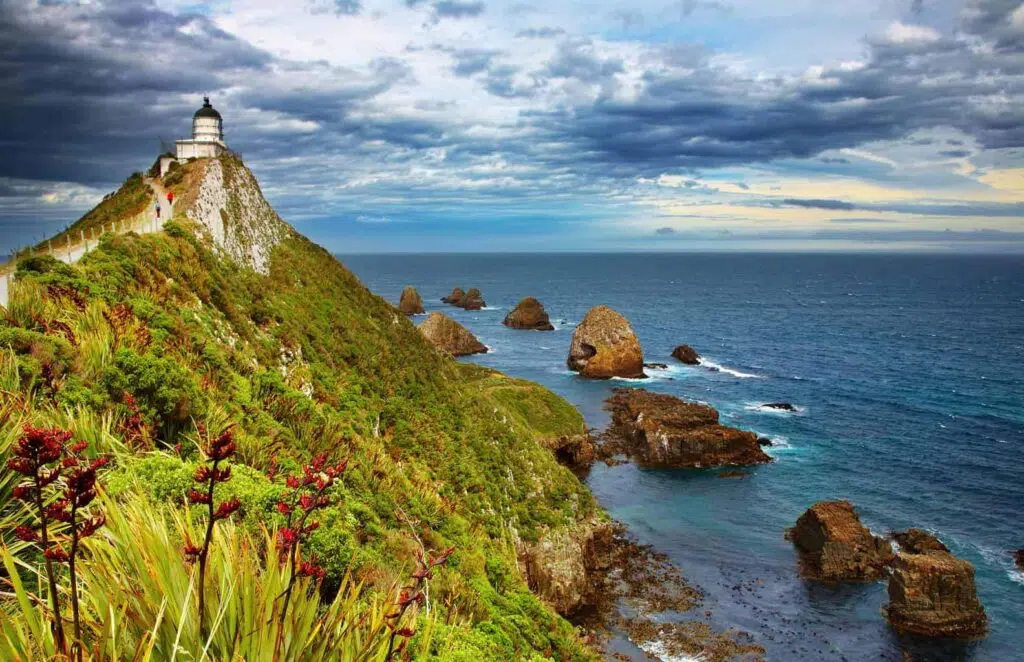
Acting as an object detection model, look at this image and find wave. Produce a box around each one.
[744,402,806,415]
[635,638,707,662]
[480,306,503,311]
[697,358,763,379]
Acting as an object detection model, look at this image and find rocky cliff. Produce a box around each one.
[179,156,290,274]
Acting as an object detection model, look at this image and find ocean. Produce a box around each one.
[342,252,1024,662]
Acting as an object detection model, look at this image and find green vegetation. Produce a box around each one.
[36,172,151,253]
[0,161,600,659]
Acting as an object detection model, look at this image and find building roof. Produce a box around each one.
[194,96,222,120]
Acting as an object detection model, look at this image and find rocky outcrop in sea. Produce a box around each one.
[418,312,488,356]
[397,285,424,315]
[671,344,701,365]
[892,529,949,554]
[441,287,465,305]
[885,546,988,638]
[567,305,645,379]
[503,296,555,330]
[603,388,773,468]
[785,500,894,582]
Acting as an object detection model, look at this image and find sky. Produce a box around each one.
[0,0,1022,253]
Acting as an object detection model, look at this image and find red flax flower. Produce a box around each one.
[271,454,348,659]
[188,426,240,638]
[384,544,455,661]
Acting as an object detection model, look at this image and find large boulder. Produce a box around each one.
[418,312,487,357]
[671,344,700,365]
[397,286,424,315]
[567,306,645,379]
[785,501,894,582]
[441,287,465,305]
[518,521,609,616]
[604,389,772,468]
[885,550,988,638]
[892,529,949,554]
[503,297,555,330]
[461,287,486,310]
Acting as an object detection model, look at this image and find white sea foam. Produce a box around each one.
[1009,570,1024,587]
[744,402,806,415]
[698,359,763,379]
[636,639,707,662]
[480,306,503,311]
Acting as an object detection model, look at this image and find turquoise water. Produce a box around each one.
[343,253,1024,661]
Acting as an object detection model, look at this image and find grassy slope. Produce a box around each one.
[33,172,151,252]
[0,160,600,660]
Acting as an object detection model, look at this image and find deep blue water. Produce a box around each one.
[342,253,1024,662]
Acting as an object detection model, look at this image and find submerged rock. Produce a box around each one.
[892,529,949,554]
[785,500,894,582]
[460,287,486,310]
[441,287,465,305]
[763,402,797,412]
[604,388,773,468]
[397,286,424,315]
[567,305,645,379]
[418,312,487,357]
[671,344,700,365]
[503,297,555,330]
[644,362,668,370]
[885,550,988,639]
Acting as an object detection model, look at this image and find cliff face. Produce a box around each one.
[182,156,290,274]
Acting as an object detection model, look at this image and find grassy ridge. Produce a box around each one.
[0,168,600,659]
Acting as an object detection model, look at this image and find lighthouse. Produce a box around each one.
[174,97,228,161]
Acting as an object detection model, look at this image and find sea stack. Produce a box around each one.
[418,312,488,356]
[567,305,645,379]
[461,287,486,310]
[441,287,465,305]
[785,501,894,582]
[671,344,700,365]
[605,389,773,468]
[885,550,988,639]
[397,286,425,315]
[503,297,555,330]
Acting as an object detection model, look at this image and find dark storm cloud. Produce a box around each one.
[0,0,270,183]
[940,149,971,157]
[783,198,857,210]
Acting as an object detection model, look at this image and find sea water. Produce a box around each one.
[343,252,1024,662]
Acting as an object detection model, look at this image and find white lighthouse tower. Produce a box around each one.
[173,97,227,161]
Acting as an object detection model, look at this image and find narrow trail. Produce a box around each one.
[0,178,172,307]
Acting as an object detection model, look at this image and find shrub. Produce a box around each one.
[102,348,205,441]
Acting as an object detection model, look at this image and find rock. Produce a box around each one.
[671,344,700,365]
[757,437,774,447]
[441,287,465,305]
[567,305,645,379]
[885,550,988,639]
[418,312,487,357]
[397,286,424,315]
[644,362,668,370]
[785,500,895,582]
[503,297,554,330]
[518,522,610,616]
[460,287,486,310]
[892,529,949,554]
[763,402,797,412]
[604,388,773,468]
[542,433,595,469]
[1015,549,1024,572]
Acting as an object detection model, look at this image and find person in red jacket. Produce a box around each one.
[167,191,174,205]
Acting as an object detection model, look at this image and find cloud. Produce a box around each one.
[655,226,676,235]
[782,198,857,210]
[515,27,565,38]
[432,0,485,19]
